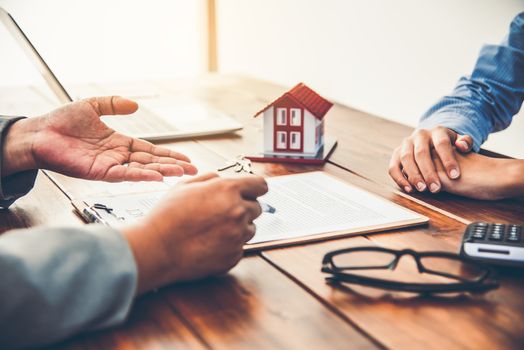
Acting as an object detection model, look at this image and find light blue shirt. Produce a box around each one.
[419,13,524,152]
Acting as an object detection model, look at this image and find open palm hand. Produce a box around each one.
[28,96,197,182]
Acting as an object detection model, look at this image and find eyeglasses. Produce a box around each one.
[322,246,499,294]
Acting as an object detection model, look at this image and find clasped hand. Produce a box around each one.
[389,126,524,200]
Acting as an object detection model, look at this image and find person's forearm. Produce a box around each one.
[504,159,524,198]
[419,13,524,152]
[2,118,37,177]
[122,221,182,295]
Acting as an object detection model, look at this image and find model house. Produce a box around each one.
[253,83,333,156]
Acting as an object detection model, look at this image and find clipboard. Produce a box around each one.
[72,172,429,252]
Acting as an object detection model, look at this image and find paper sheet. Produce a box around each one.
[80,172,425,246]
[251,172,423,244]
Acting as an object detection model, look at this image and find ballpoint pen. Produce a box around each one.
[82,207,110,226]
[259,201,276,214]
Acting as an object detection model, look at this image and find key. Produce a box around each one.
[217,159,238,171]
[234,162,243,172]
[241,159,253,173]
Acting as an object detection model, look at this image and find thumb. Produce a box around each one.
[455,135,473,153]
[86,96,139,116]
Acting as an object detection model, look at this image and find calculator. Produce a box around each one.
[460,222,524,267]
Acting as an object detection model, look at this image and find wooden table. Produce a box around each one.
[2,75,523,350]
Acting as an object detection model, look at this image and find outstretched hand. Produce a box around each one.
[2,96,197,181]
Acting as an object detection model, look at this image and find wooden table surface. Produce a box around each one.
[1,75,523,350]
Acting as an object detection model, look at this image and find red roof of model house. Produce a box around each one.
[253,83,333,120]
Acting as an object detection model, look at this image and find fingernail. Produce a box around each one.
[416,182,426,191]
[458,140,468,149]
[429,183,440,193]
[404,186,412,193]
[449,169,459,179]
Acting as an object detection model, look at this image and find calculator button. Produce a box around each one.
[508,225,521,233]
[488,224,505,241]
[506,225,522,242]
[507,233,520,242]
[472,230,486,239]
[489,233,503,241]
[470,225,487,239]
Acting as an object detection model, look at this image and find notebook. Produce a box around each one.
[72,171,428,251]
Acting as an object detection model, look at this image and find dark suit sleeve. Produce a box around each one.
[0,116,38,208]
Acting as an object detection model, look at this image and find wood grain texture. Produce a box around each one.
[162,255,378,350]
[147,75,524,349]
[2,76,523,349]
[0,172,81,234]
[50,293,206,350]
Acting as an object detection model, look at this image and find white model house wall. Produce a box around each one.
[317,119,324,149]
[263,106,274,152]
[304,110,317,154]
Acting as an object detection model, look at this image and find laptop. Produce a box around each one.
[0,7,243,141]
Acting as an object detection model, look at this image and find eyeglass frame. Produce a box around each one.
[321,246,499,294]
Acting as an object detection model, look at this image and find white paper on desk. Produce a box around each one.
[83,191,169,225]
[81,172,425,245]
[250,172,423,244]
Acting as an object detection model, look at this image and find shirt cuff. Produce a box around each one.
[0,116,37,208]
[418,111,487,152]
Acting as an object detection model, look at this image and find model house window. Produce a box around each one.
[276,108,287,125]
[290,131,301,149]
[276,131,287,148]
[290,108,301,126]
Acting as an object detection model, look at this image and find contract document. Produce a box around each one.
[72,172,428,251]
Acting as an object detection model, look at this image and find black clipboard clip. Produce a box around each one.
[93,203,114,213]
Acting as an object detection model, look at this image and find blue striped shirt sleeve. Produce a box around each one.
[419,12,524,152]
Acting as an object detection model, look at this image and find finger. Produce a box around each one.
[182,172,219,184]
[129,152,197,175]
[411,136,441,193]
[400,139,427,192]
[128,162,184,177]
[130,138,194,164]
[243,223,257,243]
[86,96,138,116]
[388,149,413,193]
[242,199,263,222]
[103,165,163,182]
[444,128,459,143]
[455,135,473,153]
[431,128,460,179]
[228,176,268,199]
